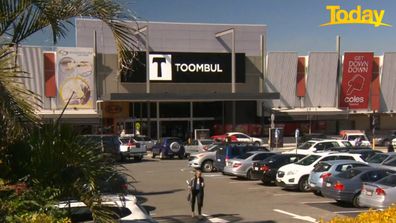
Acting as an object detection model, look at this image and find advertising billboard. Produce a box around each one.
[56,47,95,109]
[121,52,245,83]
[339,52,374,109]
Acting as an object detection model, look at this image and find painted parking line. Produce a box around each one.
[229,181,256,184]
[203,214,229,223]
[273,209,317,223]
[273,193,311,196]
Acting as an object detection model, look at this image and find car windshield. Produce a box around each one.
[298,141,315,150]
[208,145,220,152]
[377,175,396,187]
[200,140,214,145]
[135,136,150,141]
[119,137,131,145]
[313,162,331,172]
[263,155,281,164]
[342,141,352,147]
[338,169,362,179]
[296,155,320,166]
[236,152,255,160]
[367,154,389,164]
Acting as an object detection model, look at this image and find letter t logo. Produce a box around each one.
[149,54,172,81]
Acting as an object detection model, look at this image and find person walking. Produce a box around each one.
[188,170,205,219]
[388,143,395,153]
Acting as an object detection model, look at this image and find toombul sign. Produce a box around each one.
[339,52,374,109]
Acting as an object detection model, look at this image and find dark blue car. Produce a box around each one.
[151,137,185,159]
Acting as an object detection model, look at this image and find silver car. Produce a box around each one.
[360,174,396,209]
[367,152,396,167]
[188,144,222,172]
[133,135,155,150]
[184,139,214,157]
[223,151,277,180]
[308,160,368,195]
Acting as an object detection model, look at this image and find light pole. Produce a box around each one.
[215,28,235,93]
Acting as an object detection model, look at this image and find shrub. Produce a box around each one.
[323,206,396,223]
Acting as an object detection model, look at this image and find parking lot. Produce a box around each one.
[122,156,373,223]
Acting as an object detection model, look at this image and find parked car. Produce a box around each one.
[308,160,368,195]
[359,174,396,209]
[211,132,263,146]
[133,135,155,150]
[321,167,394,207]
[285,139,352,155]
[151,137,185,159]
[57,195,153,222]
[223,151,277,180]
[184,139,214,157]
[346,149,381,161]
[367,152,396,166]
[119,136,147,161]
[214,143,267,172]
[298,133,327,146]
[251,154,306,185]
[84,135,146,162]
[374,131,396,146]
[392,138,396,147]
[276,152,365,192]
[188,144,222,172]
[340,130,371,147]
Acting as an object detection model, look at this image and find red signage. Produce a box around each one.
[339,52,374,109]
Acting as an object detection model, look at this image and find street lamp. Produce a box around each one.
[215,28,235,93]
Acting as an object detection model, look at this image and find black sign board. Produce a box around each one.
[121,52,245,83]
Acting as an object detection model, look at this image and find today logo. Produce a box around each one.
[321,5,391,28]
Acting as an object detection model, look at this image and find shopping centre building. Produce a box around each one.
[18,18,396,138]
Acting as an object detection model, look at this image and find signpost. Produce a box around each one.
[275,128,280,149]
[295,128,300,154]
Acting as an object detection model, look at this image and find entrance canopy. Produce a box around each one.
[110,92,279,102]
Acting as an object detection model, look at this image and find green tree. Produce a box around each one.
[0,0,138,221]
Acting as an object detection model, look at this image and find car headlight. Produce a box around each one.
[287,170,297,175]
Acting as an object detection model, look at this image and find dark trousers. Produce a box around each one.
[191,189,204,214]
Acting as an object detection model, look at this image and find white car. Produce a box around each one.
[392,138,396,147]
[285,139,352,155]
[184,139,214,156]
[342,132,371,147]
[276,152,366,192]
[56,195,154,222]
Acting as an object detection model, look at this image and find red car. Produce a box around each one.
[211,132,263,146]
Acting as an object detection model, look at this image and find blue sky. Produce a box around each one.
[26,0,396,55]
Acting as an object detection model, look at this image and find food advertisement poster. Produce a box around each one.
[56,47,95,109]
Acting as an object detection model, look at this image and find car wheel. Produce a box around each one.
[178,154,184,160]
[134,156,143,161]
[246,169,253,180]
[313,190,322,196]
[298,176,311,192]
[253,141,261,147]
[151,152,156,158]
[261,177,271,185]
[201,160,214,173]
[352,193,361,207]
[159,151,165,159]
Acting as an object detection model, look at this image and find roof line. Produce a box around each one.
[75,17,267,27]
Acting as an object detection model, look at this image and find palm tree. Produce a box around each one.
[0,0,139,142]
[0,0,139,221]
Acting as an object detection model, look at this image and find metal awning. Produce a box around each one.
[109,92,279,102]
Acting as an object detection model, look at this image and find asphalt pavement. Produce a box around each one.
[121,156,373,223]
